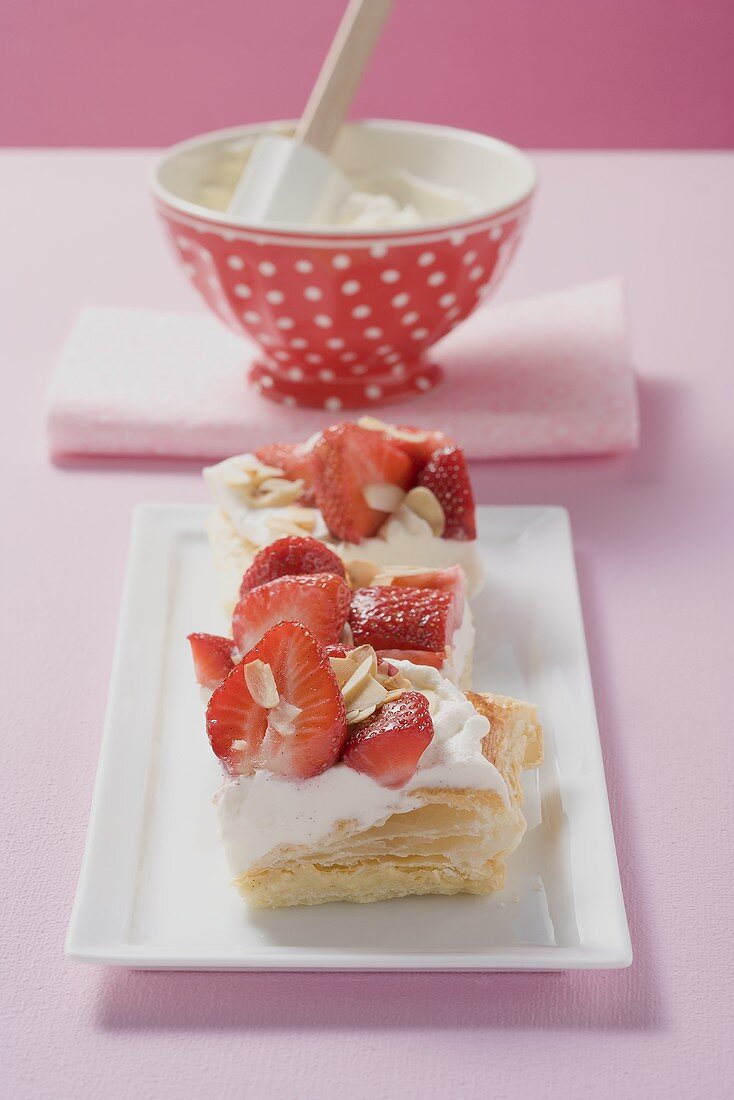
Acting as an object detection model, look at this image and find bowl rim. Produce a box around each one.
[150,118,538,239]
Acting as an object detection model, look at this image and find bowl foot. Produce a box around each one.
[248,359,443,410]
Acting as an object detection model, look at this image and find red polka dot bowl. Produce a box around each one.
[151,121,536,410]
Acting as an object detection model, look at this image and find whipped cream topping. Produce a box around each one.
[216,661,507,876]
[204,455,484,595]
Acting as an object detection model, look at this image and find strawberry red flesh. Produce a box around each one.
[349,586,453,652]
[239,536,345,596]
[206,621,347,778]
[342,691,434,788]
[312,423,413,543]
[188,633,238,689]
[232,572,351,653]
[376,648,446,670]
[417,445,476,540]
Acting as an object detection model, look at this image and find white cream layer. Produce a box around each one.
[216,662,507,876]
[204,456,484,595]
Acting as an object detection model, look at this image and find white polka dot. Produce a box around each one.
[252,381,262,394]
[274,350,290,362]
[364,327,383,339]
[304,286,322,301]
[376,344,392,355]
[227,255,244,270]
[183,262,195,277]
[276,316,295,330]
[207,274,219,289]
[289,337,308,349]
[365,384,383,400]
[260,374,274,387]
[380,269,401,284]
[391,363,406,377]
[417,251,435,267]
[326,337,345,350]
[314,314,333,328]
[427,271,446,287]
[462,250,478,266]
[351,364,368,375]
[318,368,336,382]
[332,253,351,269]
[283,395,297,407]
[439,292,457,308]
[469,265,485,281]
[450,231,466,246]
[287,367,304,381]
[259,333,275,346]
[490,226,503,240]
[391,292,410,308]
[352,304,371,319]
[243,310,261,324]
[416,376,432,391]
[305,353,323,364]
[370,244,387,258]
[234,284,251,298]
[446,305,461,320]
[176,235,189,248]
[385,352,401,364]
[341,280,361,296]
[295,259,313,274]
[325,396,343,410]
[258,261,277,276]
[265,289,285,305]
[340,351,357,363]
[411,327,430,340]
[401,311,420,326]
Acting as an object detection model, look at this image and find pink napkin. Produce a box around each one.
[46,279,638,460]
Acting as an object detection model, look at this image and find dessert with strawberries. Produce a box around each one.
[188,539,542,909]
[204,417,484,616]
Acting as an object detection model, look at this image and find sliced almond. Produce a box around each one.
[251,478,304,508]
[340,655,376,704]
[281,506,317,531]
[244,660,279,708]
[347,675,388,713]
[404,486,445,536]
[382,688,406,704]
[357,417,430,445]
[346,704,378,725]
[349,645,378,674]
[346,559,379,589]
[264,516,306,537]
[267,698,302,736]
[329,655,360,689]
[363,482,406,513]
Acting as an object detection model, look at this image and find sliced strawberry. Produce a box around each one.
[342,691,434,788]
[392,425,452,472]
[188,633,238,689]
[376,648,446,670]
[384,565,465,636]
[239,536,345,596]
[232,572,351,653]
[255,441,316,505]
[418,445,476,540]
[206,621,347,778]
[312,423,413,543]
[323,642,354,658]
[349,586,453,652]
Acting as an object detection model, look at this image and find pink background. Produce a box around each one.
[3,148,734,1097]
[2,0,733,148]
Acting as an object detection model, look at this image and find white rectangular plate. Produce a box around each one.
[67,504,631,970]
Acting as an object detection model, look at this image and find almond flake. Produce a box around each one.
[346,704,377,725]
[340,655,376,704]
[347,675,388,713]
[329,655,360,689]
[404,486,445,536]
[346,559,378,588]
[244,660,279,708]
[362,482,406,513]
[267,698,302,736]
[382,688,405,704]
[357,417,429,445]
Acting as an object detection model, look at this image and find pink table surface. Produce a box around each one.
[2,151,733,1099]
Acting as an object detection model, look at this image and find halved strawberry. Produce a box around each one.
[312,423,413,543]
[393,425,452,471]
[376,648,446,670]
[255,441,316,505]
[232,572,351,653]
[206,621,347,778]
[349,586,453,652]
[342,691,434,788]
[188,633,238,689]
[418,445,476,540]
[239,536,345,596]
